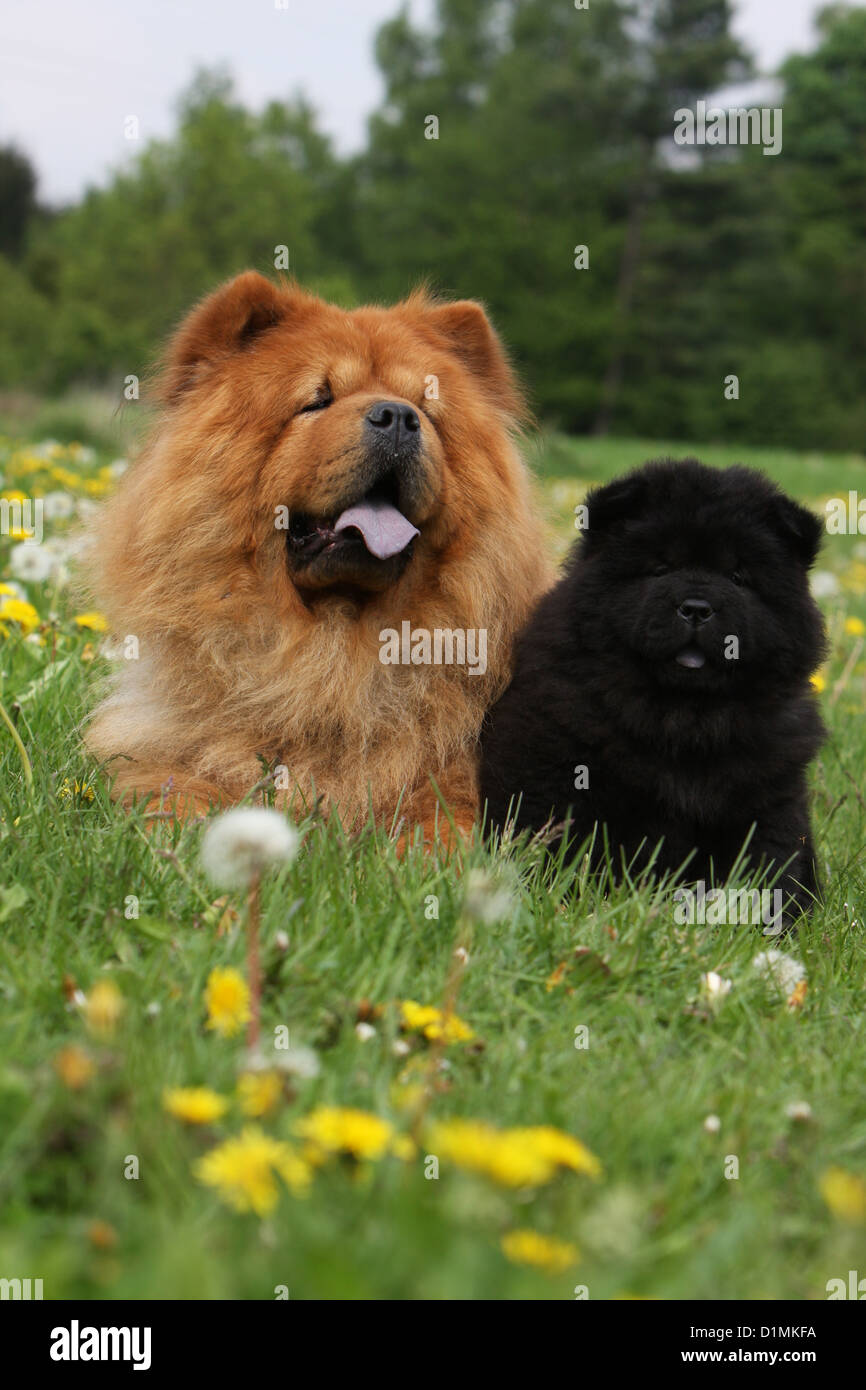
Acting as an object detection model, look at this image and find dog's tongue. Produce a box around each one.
[334,499,419,560]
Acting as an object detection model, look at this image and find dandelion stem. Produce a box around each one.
[0,697,33,793]
[410,913,472,1143]
[247,871,261,1048]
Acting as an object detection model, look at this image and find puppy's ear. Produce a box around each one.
[584,473,647,538]
[769,494,823,568]
[161,272,286,402]
[423,299,525,418]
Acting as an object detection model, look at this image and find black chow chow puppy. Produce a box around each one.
[481,459,827,920]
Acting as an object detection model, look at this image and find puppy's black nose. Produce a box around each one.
[366,400,421,447]
[677,598,714,624]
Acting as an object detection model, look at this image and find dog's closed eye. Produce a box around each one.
[298,384,333,415]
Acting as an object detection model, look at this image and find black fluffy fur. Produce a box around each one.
[481,459,828,920]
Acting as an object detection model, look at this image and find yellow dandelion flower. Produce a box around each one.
[399,998,474,1043]
[501,1228,578,1273]
[204,967,250,1037]
[391,1133,418,1162]
[58,777,95,803]
[84,978,124,1038]
[787,979,808,1011]
[509,1125,603,1179]
[50,466,81,488]
[163,1086,229,1125]
[0,597,40,634]
[294,1106,396,1162]
[810,672,825,692]
[427,1118,552,1187]
[844,616,865,636]
[819,1167,866,1223]
[53,1044,96,1090]
[427,1118,601,1187]
[194,1126,311,1214]
[73,611,108,632]
[237,1071,282,1117]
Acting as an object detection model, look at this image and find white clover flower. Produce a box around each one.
[810,570,839,599]
[355,1022,376,1042]
[752,949,806,998]
[391,1038,411,1057]
[200,807,299,890]
[700,970,732,1000]
[703,1114,721,1134]
[463,867,515,924]
[8,541,54,584]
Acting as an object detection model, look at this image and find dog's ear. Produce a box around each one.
[423,299,525,418]
[584,472,647,538]
[161,272,286,402]
[768,494,823,568]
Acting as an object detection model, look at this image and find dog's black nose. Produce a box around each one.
[677,598,714,624]
[366,400,421,445]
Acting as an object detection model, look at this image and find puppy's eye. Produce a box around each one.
[298,385,332,415]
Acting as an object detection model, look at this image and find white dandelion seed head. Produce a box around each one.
[355,1022,376,1042]
[703,1114,722,1134]
[752,949,806,998]
[42,491,76,521]
[200,807,299,890]
[463,867,515,925]
[30,439,61,459]
[273,1044,320,1079]
[391,1038,411,1057]
[109,458,128,476]
[8,541,54,584]
[785,1101,813,1122]
[809,570,839,599]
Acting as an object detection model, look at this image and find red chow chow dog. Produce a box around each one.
[85,273,551,843]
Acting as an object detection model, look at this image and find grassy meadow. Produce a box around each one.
[1,395,865,1300]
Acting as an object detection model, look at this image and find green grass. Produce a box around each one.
[1,420,865,1300]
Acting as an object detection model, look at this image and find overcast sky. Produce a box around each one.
[0,0,860,205]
